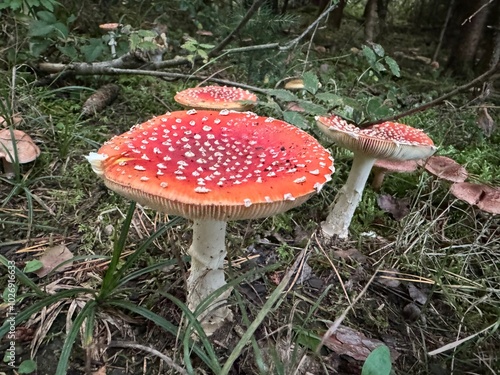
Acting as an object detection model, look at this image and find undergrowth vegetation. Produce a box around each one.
[0,0,499,374]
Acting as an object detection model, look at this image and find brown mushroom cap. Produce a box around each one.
[99,23,120,31]
[420,156,468,182]
[0,129,40,164]
[87,110,334,221]
[174,86,258,111]
[450,182,500,214]
[316,115,437,160]
[373,159,419,173]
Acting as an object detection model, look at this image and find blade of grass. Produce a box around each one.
[109,300,219,374]
[0,254,44,296]
[55,300,97,375]
[99,201,136,297]
[219,248,307,375]
[0,288,94,338]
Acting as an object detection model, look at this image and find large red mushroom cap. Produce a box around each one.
[316,115,437,160]
[174,86,258,111]
[88,110,334,220]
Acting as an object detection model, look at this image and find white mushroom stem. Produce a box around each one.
[1,159,15,178]
[186,219,233,335]
[322,154,376,239]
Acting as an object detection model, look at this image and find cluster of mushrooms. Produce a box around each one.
[85,85,496,334]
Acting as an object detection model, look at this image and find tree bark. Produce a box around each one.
[447,0,493,75]
[364,0,379,42]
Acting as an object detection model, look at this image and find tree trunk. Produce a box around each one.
[317,0,346,30]
[364,0,379,42]
[447,0,493,76]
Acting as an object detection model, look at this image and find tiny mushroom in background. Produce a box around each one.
[87,109,334,335]
[0,129,40,178]
[371,159,419,191]
[450,182,500,215]
[419,155,468,183]
[174,86,258,111]
[315,115,436,239]
[99,23,121,58]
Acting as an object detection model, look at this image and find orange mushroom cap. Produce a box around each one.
[88,110,334,221]
[316,115,437,160]
[420,155,468,182]
[174,86,258,111]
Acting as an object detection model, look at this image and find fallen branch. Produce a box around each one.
[36,1,339,76]
[359,62,500,127]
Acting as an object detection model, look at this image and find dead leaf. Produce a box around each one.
[408,284,428,305]
[34,245,73,277]
[377,268,401,288]
[477,106,495,137]
[377,194,411,221]
[322,325,399,361]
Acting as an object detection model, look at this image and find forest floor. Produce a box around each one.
[0,4,499,375]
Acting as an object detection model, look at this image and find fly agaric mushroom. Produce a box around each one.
[315,115,436,239]
[450,182,500,214]
[174,86,258,111]
[0,129,40,178]
[371,159,419,191]
[419,155,468,183]
[87,109,334,334]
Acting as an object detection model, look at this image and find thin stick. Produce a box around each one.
[108,341,187,375]
[209,0,266,56]
[359,62,500,127]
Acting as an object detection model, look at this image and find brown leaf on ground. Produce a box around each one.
[377,268,401,288]
[322,325,399,361]
[377,194,411,221]
[34,244,73,277]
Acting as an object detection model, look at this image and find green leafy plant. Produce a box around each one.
[361,345,392,375]
[181,37,215,65]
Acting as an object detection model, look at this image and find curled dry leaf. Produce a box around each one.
[322,325,399,361]
[34,244,74,277]
[377,194,411,221]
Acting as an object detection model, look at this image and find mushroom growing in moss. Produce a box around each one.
[87,109,334,334]
[315,115,436,239]
[0,129,40,178]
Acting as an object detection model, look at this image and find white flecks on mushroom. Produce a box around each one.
[244,198,252,207]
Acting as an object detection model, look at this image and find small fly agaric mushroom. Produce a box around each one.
[450,182,500,214]
[419,155,468,183]
[316,115,436,239]
[87,109,334,334]
[371,159,419,191]
[0,129,40,178]
[174,86,258,111]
